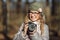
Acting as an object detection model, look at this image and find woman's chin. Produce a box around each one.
[31,19,37,21]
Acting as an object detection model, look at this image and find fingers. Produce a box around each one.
[23,24,28,35]
[29,30,37,36]
[24,24,28,29]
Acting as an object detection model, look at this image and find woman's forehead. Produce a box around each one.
[31,10,38,12]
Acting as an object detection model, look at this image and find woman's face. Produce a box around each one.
[29,10,41,21]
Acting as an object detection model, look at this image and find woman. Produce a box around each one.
[13,2,49,40]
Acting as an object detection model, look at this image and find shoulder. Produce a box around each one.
[19,23,24,28]
[44,24,48,27]
[18,23,25,32]
[44,24,49,30]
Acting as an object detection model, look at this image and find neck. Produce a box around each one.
[31,20,40,25]
[32,19,40,22]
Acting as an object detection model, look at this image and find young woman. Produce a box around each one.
[13,2,49,40]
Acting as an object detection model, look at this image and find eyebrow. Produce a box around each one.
[30,12,39,14]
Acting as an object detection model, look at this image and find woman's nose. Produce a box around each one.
[31,14,35,16]
[31,14,35,18]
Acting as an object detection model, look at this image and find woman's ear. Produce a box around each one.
[38,8,42,12]
[38,8,44,17]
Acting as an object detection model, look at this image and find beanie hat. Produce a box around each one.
[29,2,43,11]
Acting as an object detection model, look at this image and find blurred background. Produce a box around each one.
[0,0,60,40]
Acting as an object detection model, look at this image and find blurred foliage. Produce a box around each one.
[0,0,60,40]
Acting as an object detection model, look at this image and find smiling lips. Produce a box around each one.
[31,15,36,19]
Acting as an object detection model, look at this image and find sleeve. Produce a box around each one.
[13,23,29,40]
[41,24,49,40]
[29,24,49,40]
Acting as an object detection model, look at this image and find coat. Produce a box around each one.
[13,22,49,40]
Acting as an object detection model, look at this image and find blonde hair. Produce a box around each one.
[24,13,45,35]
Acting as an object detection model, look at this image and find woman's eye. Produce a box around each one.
[30,12,32,13]
[34,12,36,13]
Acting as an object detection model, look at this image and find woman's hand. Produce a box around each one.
[23,23,28,36]
[29,29,37,36]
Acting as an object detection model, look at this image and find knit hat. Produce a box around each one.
[29,2,43,11]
